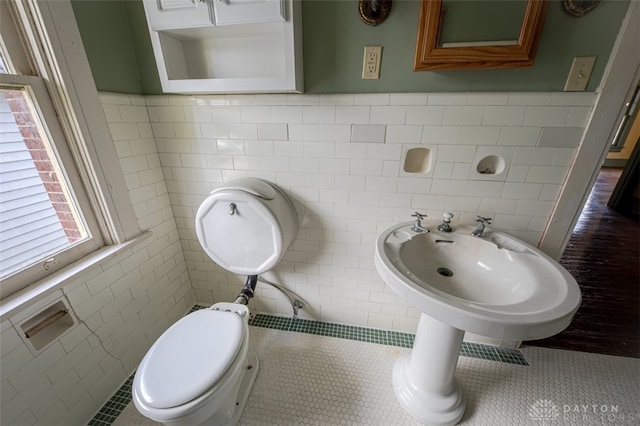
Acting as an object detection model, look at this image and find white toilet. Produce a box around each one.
[132,177,298,425]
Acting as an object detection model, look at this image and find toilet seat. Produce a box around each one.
[135,310,245,409]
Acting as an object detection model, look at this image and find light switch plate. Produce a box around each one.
[564,56,596,92]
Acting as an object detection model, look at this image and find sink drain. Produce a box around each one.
[437,267,453,277]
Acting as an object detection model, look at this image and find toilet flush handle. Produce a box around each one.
[229,203,237,215]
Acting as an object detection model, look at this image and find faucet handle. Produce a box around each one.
[476,216,492,224]
[443,212,454,221]
[412,212,427,221]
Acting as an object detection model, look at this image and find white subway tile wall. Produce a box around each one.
[0,91,596,425]
[147,91,595,332]
[0,94,193,425]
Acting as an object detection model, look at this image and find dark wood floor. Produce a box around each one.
[526,167,640,358]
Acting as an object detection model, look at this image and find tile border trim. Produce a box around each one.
[249,313,529,365]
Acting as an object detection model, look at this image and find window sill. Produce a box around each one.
[0,231,153,321]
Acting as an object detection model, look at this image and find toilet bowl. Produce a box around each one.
[133,304,257,425]
[133,178,298,425]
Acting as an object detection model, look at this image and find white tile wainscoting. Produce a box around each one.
[0,94,194,426]
[1,91,594,425]
[119,91,592,331]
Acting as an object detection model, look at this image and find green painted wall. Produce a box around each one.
[72,0,629,95]
[70,0,160,95]
[302,0,629,93]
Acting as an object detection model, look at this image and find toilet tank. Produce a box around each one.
[195,178,298,275]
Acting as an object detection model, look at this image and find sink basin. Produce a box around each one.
[374,221,581,426]
[375,222,581,341]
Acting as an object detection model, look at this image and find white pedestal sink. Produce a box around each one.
[374,221,581,426]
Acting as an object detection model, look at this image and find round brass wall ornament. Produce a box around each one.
[359,0,392,26]
[563,0,601,17]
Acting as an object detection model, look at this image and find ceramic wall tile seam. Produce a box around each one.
[508,92,553,106]
[459,126,501,145]
[335,106,370,124]
[427,93,468,106]
[106,122,141,141]
[0,322,25,359]
[140,92,595,110]
[354,93,390,106]
[565,106,593,127]
[466,93,510,106]
[1,374,53,425]
[370,106,407,124]
[385,125,423,144]
[528,216,550,232]
[479,197,518,215]
[512,146,559,165]
[301,106,336,124]
[525,166,570,184]
[515,199,555,217]
[390,93,428,105]
[229,94,289,107]
[102,104,122,123]
[98,93,134,106]
[497,126,542,147]
[117,105,150,124]
[166,95,205,106]
[421,125,462,144]
[549,92,597,106]
[405,106,445,125]
[442,106,485,126]
[537,127,584,148]
[492,214,535,231]
[284,94,321,106]
[481,106,527,127]
[317,94,356,106]
[523,106,571,127]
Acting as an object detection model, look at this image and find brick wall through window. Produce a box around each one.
[3,89,82,243]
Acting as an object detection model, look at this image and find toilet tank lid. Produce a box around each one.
[211,177,276,200]
[134,310,244,409]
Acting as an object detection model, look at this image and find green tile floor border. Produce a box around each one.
[249,313,529,366]
[87,376,133,426]
[87,305,528,425]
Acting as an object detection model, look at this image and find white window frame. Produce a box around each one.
[1,0,142,309]
[0,75,104,295]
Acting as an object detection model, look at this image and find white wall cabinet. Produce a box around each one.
[145,0,214,30]
[142,0,302,94]
[212,0,285,26]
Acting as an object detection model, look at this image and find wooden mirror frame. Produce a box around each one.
[414,0,549,71]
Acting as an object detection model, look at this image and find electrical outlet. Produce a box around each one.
[362,46,382,80]
[564,56,596,92]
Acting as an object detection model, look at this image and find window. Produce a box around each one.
[0,11,102,299]
[0,0,139,302]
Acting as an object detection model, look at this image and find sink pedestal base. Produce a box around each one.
[392,313,465,426]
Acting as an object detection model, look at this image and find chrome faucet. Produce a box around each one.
[411,212,430,233]
[472,216,492,237]
[437,212,454,233]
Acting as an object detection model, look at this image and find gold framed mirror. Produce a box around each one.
[414,0,549,71]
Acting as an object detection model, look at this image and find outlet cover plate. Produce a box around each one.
[362,46,382,79]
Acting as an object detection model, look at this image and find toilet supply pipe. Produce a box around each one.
[232,274,305,318]
[234,275,258,305]
[257,276,304,319]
